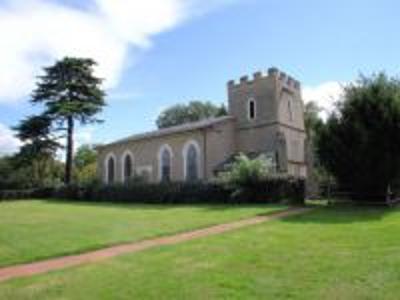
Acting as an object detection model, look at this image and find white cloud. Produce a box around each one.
[0,123,21,156]
[0,0,233,103]
[303,81,345,119]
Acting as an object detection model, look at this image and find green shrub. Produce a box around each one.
[0,154,305,204]
[0,189,35,201]
[75,162,98,185]
[57,182,231,204]
[218,153,273,189]
[217,153,304,204]
[45,177,304,205]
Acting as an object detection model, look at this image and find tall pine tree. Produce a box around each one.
[31,57,106,184]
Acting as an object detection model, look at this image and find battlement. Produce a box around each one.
[227,67,301,90]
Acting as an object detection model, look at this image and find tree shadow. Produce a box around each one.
[281,204,398,224]
[41,198,399,225]
[41,199,185,211]
[41,198,285,212]
[199,203,287,212]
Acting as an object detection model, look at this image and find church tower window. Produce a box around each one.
[288,96,294,122]
[248,98,256,120]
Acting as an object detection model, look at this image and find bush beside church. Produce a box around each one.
[41,177,305,205]
[0,152,305,204]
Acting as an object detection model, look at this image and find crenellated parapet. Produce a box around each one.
[227,67,301,91]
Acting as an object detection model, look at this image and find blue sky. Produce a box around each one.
[0,0,399,155]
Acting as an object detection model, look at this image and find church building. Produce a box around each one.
[97,67,307,184]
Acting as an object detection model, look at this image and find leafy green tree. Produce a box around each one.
[31,57,106,184]
[14,115,59,160]
[0,154,63,189]
[156,101,227,129]
[74,144,97,170]
[0,156,17,189]
[317,73,400,201]
[14,115,52,141]
[75,162,98,185]
[13,115,61,187]
[74,144,98,184]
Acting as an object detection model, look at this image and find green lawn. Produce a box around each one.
[0,200,285,267]
[1,206,399,299]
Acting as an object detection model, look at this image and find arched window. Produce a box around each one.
[248,98,256,120]
[105,154,116,184]
[183,140,200,181]
[161,149,171,182]
[187,145,199,181]
[158,145,173,182]
[124,155,132,180]
[121,151,134,183]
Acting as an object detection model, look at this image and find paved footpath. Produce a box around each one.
[0,206,312,283]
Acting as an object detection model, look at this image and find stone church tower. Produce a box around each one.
[98,67,307,184]
[227,68,306,176]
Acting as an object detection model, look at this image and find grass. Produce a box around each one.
[0,199,286,267]
[1,206,400,299]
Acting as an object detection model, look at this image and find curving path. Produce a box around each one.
[0,206,312,283]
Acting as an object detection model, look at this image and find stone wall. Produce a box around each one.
[97,119,236,183]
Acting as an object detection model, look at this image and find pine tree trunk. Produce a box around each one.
[65,116,74,185]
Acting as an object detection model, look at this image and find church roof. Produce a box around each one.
[99,115,235,148]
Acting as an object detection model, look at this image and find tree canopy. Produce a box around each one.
[73,144,98,184]
[31,57,106,184]
[13,115,59,162]
[316,73,400,200]
[156,101,227,129]
[74,144,97,170]
[11,114,61,187]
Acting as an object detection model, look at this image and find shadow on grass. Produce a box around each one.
[39,198,285,212]
[281,204,399,224]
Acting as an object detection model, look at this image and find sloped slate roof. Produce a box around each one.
[99,116,235,148]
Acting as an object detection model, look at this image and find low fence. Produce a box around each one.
[316,183,400,207]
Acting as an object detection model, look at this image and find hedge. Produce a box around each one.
[0,177,305,205]
[0,188,51,201]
